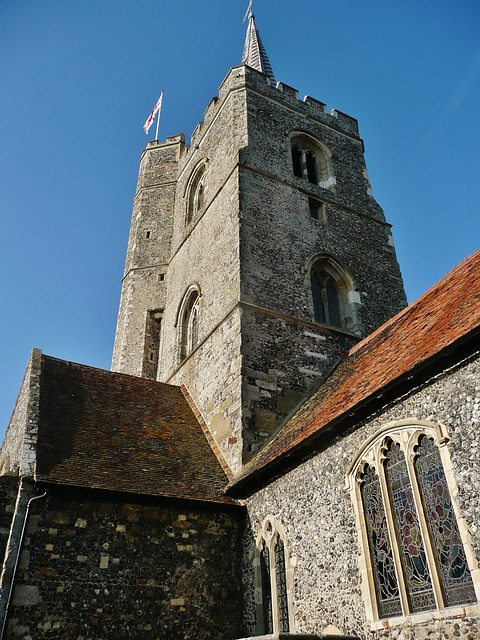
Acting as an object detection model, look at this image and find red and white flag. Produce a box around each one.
[143,91,163,134]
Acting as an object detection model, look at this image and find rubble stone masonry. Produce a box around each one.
[6,488,244,640]
[242,351,480,639]
[112,64,407,473]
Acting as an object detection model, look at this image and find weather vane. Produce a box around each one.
[243,0,253,22]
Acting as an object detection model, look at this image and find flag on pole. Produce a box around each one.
[143,91,163,135]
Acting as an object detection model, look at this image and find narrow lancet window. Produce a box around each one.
[261,542,273,634]
[361,464,402,618]
[311,270,341,327]
[385,439,436,613]
[275,538,290,632]
[256,517,292,635]
[414,435,476,607]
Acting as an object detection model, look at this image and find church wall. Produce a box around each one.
[112,137,183,376]
[241,307,356,457]
[158,74,248,471]
[235,71,406,457]
[169,308,244,472]
[6,489,245,640]
[0,349,42,477]
[0,476,20,569]
[242,350,480,639]
[239,81,406,334]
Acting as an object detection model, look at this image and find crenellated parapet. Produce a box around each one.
[189,65,360,151]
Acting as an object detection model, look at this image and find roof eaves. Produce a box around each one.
[226,322,480,497]
[35,476,245,510]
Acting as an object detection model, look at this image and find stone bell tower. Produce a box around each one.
[112,8,407,474]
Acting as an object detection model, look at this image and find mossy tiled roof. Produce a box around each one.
[35,356,240,507]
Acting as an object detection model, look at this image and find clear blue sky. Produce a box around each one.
[1,0,479,439]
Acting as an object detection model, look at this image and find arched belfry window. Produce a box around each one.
[308,256,361,334]
[186,163,206,224]
[176,285,200,362]
[347,421,478,624]
[290,133,335,190]
[255,517,293,635]
[311,270,341,327]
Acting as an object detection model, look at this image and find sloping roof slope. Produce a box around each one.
[229,251,480,492]
[35,356,239,506]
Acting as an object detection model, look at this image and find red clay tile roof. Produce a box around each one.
[229,251,480,493]
[35,356,240,507]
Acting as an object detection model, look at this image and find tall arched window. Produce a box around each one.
[311,270,341,326]
[308,256,361,333]
[186,163,206,224]
[347,422,478,623]
[290,133,335,190]
[255,517,293,635]
[177,286,200,362]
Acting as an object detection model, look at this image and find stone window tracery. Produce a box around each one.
[255,517,293,635]
[308,256,362,334]
[348,421,478,625]
[177,286,200,362]
[290,133,335,190]
[186,163,206,224]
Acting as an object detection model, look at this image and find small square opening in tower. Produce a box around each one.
[308,197,326,223]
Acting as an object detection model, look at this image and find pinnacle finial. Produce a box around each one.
[243,0,253,23]
[241,1,276,86]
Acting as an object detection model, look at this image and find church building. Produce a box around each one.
[0,8,479,640]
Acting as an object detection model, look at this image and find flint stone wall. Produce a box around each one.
[6,489,245,640]
[242,351,480,639]
[0,475,20,565]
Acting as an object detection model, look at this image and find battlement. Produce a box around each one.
[188,65,360,149]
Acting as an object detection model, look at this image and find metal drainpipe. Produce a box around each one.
[0,489,47,640]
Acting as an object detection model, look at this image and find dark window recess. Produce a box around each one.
[197,183,204,210]
[308,197,325,220]
[141,309,163,379]
[311,271,341,327]
[261,542,273,634]
[145,230,151,239]
[291,145,303,178]
[191,306,198,350]
[158,273,165,282]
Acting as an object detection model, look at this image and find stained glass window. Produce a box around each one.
[275,538,289,632]
[356,430,477,622]
[361,464,402,617]
[385,439,436,613]
[415,435,477,607]
[257,519,291,635]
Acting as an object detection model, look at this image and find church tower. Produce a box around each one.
[112,9,407,474]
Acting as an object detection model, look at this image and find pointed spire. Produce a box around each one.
[241,4,276,87]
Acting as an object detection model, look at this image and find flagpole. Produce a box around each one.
[155,90,163,141]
